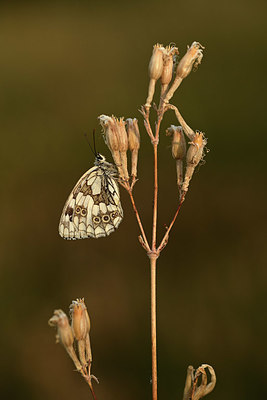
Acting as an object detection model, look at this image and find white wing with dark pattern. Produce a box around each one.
[59,155,123,240]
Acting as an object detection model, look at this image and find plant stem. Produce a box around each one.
[152,143,158,250]
[149,253,158,400]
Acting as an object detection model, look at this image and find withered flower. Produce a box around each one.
[182,131,207,195]
[49,309,82,371]
[166,125,186,195]
[160,45,179,101]
[164,42,205,104]
[145,43,164,109]
[99,114,129,181]
[70,298,92,367]
[176,41,204,79]
[126,118,140,178]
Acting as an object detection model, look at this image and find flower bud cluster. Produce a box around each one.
[99,114,140,184]
[145,41,204,109]
[49,298,92,373]
[166,125,207,199]
[145,43,179,110]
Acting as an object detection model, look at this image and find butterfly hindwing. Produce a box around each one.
[59,156,123,240]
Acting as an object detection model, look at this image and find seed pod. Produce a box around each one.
[48,309,82,371]
[70,298,90,368]
[145,43,164,108]
[98,114,125,180]
[176,41,204,80]
[166,125,186,160]
[126,118,140,178]
[166,125,186,195]
[164,41,204,104]
[117,117,129,181]
[182,131,207,195]
[160,45,178,102]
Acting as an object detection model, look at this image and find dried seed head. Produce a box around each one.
[145,43,165,108]
[126,118,140,178]
[115,117,129,180]
[148,43,164,80]
[176,41,204,80]
[166,125,186,160]
[116,117,128,152]
[182,131,207,196]
[126,118,140,151]
[98,114,120,152]
[98,114,129,180]
[70,298,90,341]
[186,131,207,167]
[49,309,74,348]
[161,45,179,86]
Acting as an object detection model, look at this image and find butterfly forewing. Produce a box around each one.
[59,156,123,239]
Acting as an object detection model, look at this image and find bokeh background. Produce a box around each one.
[1,1,266,399]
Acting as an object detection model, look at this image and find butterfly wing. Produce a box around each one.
[59,164,123,240]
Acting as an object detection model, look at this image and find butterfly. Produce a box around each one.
[59,153,123,239]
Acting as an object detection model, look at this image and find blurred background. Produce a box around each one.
[1,1,266,399]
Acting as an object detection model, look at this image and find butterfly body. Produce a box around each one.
[59,154,123,239]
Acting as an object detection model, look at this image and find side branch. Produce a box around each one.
[127,188,150,251]
[157,195,184,253]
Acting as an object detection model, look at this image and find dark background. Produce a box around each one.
[1,1,266,399]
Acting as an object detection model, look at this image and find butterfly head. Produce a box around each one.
[95,153,106,164]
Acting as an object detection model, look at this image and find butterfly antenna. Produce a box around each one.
[84,133,96,156]
[93,129,97,155]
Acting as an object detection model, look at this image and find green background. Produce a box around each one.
[1,1,266,399]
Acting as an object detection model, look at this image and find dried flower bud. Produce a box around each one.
[161,45,178,91]
[126,118,140,178]
[166,125,186,196]
[126,118,140,151]
[116,117,129,180]
[145,43,164,108]
[49,309,82,371]
[164,41,204,104]
[98,114,120,152]
[98,114,127,180]
[176,41,204,80]
[49,309,74,347]
[166,125,186,160]
[182,131,207,196]
[149,43,164,80]
[70,298,91,368]
[70,298,89,341]
[186,131,206,167]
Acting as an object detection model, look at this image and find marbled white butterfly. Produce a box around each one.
[59,154,123,239]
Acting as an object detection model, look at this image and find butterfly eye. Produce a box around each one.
[75,206,81,214]
[102,215,110,223]
[81,209,87,216]
[93,216,101,224]
[111,211,118,219]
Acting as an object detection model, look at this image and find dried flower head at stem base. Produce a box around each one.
[182,364,216,400]
[98,114,129,181]
[48,309,82,371]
